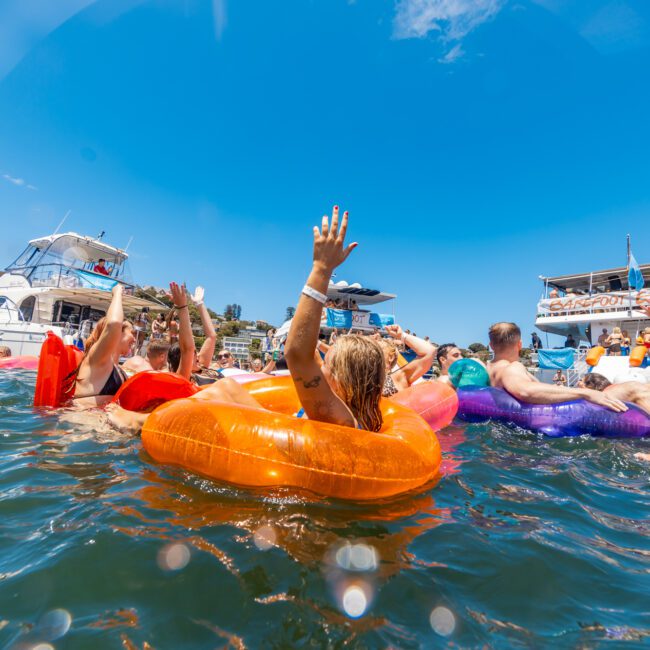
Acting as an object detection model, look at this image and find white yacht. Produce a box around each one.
[0,232,162,356]
[536,265,650,346]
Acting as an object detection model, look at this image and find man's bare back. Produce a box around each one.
[605,382,650,415]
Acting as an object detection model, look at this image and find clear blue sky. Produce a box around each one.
[2,0,650,346]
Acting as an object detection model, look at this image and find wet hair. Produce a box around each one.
[489,322,521,351]
[436,343,459,364]
[583,373,611,391]
[147,340,170,358]
[0,346,11,358]
[168,343,181,373]
[83,317,133,357]
[327,335,385,432]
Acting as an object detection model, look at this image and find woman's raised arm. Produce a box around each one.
[284,206,358,427]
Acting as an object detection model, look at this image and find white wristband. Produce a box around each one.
[302,284,327,305]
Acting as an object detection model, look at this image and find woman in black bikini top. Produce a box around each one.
[74,284,135,406]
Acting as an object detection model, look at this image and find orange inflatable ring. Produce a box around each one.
[142,375,455,500]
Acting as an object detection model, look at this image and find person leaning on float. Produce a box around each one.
[73,284,135,407]
[379,326,435,397]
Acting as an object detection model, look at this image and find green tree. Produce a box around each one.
[285,306,296,320]
[468,342,487,353]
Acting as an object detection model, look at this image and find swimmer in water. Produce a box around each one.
[487,322,627,412]
[436,343,463,385]
[378,325,436,397]
[74,284,134,407]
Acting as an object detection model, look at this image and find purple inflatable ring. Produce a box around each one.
[457,386,650,438]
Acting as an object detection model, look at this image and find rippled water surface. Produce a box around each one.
[1,371,649,648]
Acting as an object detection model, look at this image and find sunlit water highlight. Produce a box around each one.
[1,371,649,647]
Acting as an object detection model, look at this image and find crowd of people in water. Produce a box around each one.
[3,208,650,460]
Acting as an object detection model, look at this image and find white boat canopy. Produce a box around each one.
[326,280,396,306]
[26,232,128,264]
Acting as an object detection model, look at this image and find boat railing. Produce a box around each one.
[14,264,135,294]
[566,348,589,387]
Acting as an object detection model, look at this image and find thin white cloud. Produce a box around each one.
[2,173,37,191]
[439,42,464,63]
[393,0,506,61]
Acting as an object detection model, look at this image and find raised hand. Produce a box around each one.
[385,324,404,340]
[111,283,124,297]
[169,282,187,308]
[191,286,205,306]
[313,206,357,272]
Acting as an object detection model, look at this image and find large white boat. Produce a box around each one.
[0,232,162,356]
[536,264,650,346]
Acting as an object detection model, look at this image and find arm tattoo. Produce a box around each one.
[296,375,321,389]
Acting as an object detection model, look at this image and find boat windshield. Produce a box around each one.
[5,234,134,286]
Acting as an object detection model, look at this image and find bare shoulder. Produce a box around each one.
[606,381,645,399]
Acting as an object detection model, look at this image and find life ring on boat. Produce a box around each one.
[0,355,39,370]
[33,332,84,408]
[111,371,198,412]
[141,375,456,500]
[457,386,650,438]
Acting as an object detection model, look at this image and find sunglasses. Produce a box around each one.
[217,353,232,359]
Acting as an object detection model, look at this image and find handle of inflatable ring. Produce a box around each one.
[585,346,605,367]
[629,345,647,368]
[111,371,198,412]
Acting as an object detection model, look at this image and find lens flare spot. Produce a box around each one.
[341,585,368,618]
[335,542,378,571]
[158,543,191,571]
[430,606,455,636]
[253,525,276,551]
[37,609,71,641]
[31,644,55,650]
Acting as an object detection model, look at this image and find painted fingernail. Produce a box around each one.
[334,205,339,210]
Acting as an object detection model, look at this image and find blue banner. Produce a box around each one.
[324,309,395,329]
[537,348,575,370]
[325,309,352,328]
[369,312,394,327]
[76,270,119,291]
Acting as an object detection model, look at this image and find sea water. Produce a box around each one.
[0,370,649,648]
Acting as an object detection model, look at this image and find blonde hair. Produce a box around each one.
[84,317,133,357]
[612,326,621,334]
[327,335,385,432]
[378,338,398,368]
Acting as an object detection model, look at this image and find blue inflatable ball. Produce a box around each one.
[448,358,490,389]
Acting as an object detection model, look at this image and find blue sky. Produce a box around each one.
[1,0,650,345]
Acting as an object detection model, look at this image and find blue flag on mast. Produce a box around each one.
[628,251,644,291]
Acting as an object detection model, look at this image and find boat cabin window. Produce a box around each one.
[80,306,106,323]
[19,296,36,322]
[52,300,82,326]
